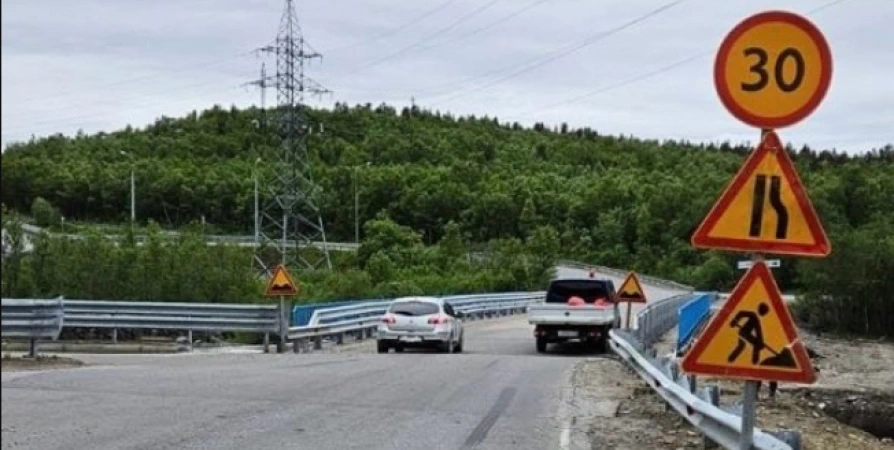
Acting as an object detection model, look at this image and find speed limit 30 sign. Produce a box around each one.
[714,11,832,129]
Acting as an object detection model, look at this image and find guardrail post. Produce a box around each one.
[356,329,365,341]
[669,361,680,381]
[111,328,118,344]
[336,332,344,345]
[293,339,301,353]
[263,332,270,353]
[28,338,38,358]
[314,335,323,350]
[188,329,194,352]
[704,386,720,449]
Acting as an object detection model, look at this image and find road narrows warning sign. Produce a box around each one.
[616,272,647,304]
[691,130,830,256]
[265,264,299,297]
[681,261,815,383]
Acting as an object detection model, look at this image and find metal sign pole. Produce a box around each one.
[278,295,287,354]
[739,235,768,449]
[740,380,758,449]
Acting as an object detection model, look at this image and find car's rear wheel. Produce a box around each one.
[377,340,389,354]
[440,338,453,354]
[454,334,464,353]
[536,338,548,353]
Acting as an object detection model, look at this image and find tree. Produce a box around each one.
[31,197,59,227]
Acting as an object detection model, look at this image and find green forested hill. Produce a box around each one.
[2,103,893,336]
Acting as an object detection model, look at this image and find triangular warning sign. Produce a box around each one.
[681,261,815,383]
[691,131,830,257]
[264,264,299,297]
[617,272,647,303]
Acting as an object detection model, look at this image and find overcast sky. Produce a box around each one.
[2,0,892,153]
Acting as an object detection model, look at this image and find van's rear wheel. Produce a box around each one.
[593,338,608,354]
[536,338,548,353]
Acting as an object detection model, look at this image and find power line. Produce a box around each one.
[327,0,548,97]
[504,0,857,118]
[330,0,503,81]
[509,52,710,120]
[322,0,461,53]
[401,0,548,56]
[426,0,688,106]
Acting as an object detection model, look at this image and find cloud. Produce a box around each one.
[2,0,892,153]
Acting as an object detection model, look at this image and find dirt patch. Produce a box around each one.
[800,331,894,394]
[1,354,85,371]
[786,389,894,440]
[584,359,704,450]
[703,381,894,449]
[591,383,705,449]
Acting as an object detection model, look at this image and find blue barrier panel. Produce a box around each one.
[292,301,356,326]
[677,293,715,353]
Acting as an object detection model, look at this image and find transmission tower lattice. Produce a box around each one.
[251,0,332,275]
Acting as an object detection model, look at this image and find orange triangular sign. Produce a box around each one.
[691,131,830,257]
[681,261,815,383]
[264,264,299,297]
[617,272,647,303]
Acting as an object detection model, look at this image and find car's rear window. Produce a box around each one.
[389,301,439,316]
[546,280,612,304]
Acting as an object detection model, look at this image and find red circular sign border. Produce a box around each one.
[714,11,833,129]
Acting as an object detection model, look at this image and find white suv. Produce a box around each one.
[376,296,464,354]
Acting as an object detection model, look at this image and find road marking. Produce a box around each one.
[462,387,516,448]
[556,366,576,450]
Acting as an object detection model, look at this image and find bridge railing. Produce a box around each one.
[557,260,694,292]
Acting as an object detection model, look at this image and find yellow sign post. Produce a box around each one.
[264,264,299,353]
[617,272,647,329]
[687,10,833,448]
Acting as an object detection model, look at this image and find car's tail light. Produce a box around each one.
[428,315,449,325]
[381,315,396,325]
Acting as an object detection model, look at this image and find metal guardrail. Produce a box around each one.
[609,293,800,450]
[1,298,65,357]
[61,299,285,350]
[286,292,544,353]
[633,294,695,347]
[63,300,281,332]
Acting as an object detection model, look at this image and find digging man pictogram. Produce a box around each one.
[728,302,797,368]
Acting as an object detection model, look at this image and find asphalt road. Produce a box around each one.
[2,270,691,450]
